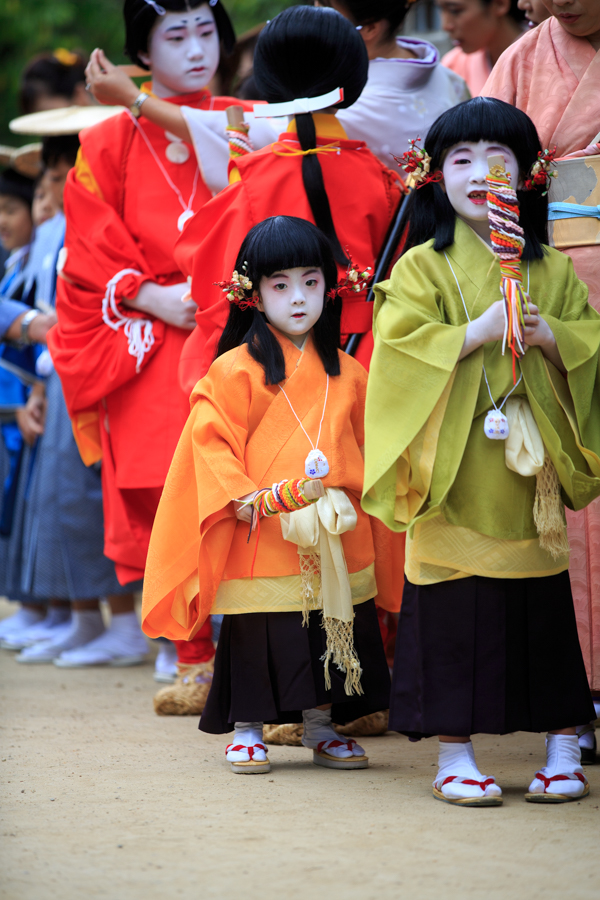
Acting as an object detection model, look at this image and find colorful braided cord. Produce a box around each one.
[254,478,317,518]
[486,168,530,383]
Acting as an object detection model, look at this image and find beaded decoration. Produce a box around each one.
[486,156,531,383]
[327,256,372,301]
[226,121,253,159]
[394,137,443,189]
[214,262,258,310]
[523,147,557,195]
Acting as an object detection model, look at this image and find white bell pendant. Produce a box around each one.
[177,209,194,232]
[484,409,509,440]
[305,449,329,479]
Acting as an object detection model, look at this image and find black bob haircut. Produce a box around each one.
[253,7,369,268]
[318,0,411,40]
[404,97,548,261]
[124,0,236,70]
[217,216,342,385]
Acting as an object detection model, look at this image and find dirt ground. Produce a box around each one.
[1,597,598,900]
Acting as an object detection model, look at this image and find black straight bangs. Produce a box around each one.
[404,97,549,261]
[217,216,341,385]
[239,215,338,299]
[427,97,541,175]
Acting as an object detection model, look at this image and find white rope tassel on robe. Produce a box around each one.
[280,488,363,696]
[504,397,569,559]
[101,268,155,372]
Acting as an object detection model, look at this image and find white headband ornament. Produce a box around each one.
[253,87,344,119]
[142,0,165,13]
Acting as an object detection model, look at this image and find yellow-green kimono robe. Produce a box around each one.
[362,220,600,585]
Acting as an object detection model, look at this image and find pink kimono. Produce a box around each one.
[483,17,600,693]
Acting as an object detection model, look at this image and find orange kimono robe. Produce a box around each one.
[49,89,254,584]
[483,18,600,691]
[142,330,403,641]
[174,115,404,393]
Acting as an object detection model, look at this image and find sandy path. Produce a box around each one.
[1,598,598,900]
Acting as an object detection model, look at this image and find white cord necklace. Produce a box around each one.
[129,112,200,231]
[278,374,330,478]
[444,252,528,441]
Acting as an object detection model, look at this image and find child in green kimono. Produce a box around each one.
[363,97,599,806]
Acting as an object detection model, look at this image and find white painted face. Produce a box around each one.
[140,4,221,98]
[442,140,521,225]
[258,267,326,349]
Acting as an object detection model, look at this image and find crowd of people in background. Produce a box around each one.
[1,0,599,799]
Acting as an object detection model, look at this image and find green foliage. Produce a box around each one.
[0,0,296,144]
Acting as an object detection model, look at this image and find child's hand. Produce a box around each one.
[472,301,507,344]
[234,492,259,529]
[459,301,506,359]
[521,303,566,372]
[522,303,550,347]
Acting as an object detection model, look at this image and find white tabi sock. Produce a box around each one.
[226,722,267,762]
[435,741,502,800]
[301,708,365,758]
[0,606,45,641]
[576,723,596,751]
[15,610,105,662]
[528,734,586,797]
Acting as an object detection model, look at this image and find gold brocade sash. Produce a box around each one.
[280,488,363,695]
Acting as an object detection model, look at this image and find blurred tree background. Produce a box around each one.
[0,0,295,143]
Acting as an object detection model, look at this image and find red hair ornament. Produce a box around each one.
[395,138,443,189]
[327,256,372,302]
[523,147,557,195]
[214,263,259,311]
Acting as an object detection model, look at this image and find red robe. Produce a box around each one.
[174,115,404,393]
[49,89,254,584]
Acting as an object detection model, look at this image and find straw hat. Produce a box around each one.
[0,143,43,178]
[10,105,126,136]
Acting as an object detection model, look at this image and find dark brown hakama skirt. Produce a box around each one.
[200,598,391,734]
[390,571,595,739]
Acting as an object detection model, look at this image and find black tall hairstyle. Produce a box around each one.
[123,0,236,70]
[217,216,342,385]
[0,169,35,209]
[19,52,87,115]
[253,7,369,267]
[319,0,410,39]
[404,97,548,261]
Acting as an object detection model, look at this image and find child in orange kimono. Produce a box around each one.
[143,216,396,774]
